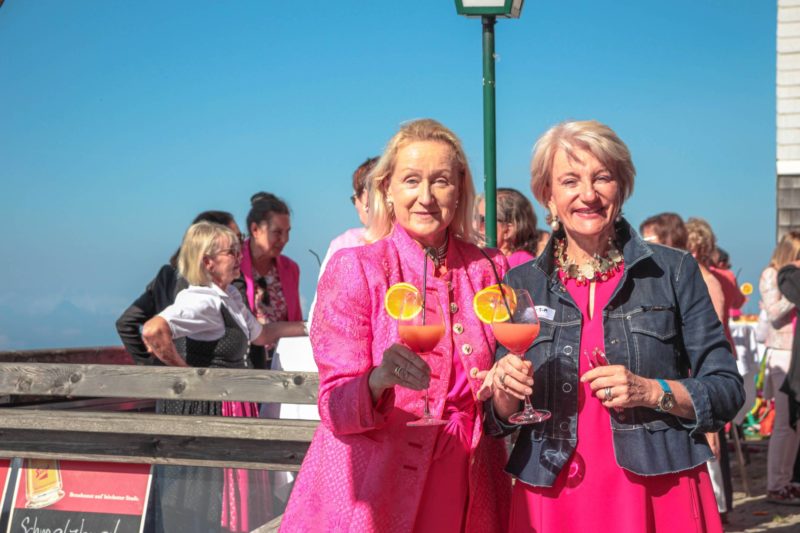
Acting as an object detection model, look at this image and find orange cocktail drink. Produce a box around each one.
[491,322,540,355]
[399,324,446,354]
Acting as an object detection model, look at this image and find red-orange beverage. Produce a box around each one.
[399,324,445,353]
[492,322,540,354]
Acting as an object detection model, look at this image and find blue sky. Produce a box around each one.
[0,1,776,350]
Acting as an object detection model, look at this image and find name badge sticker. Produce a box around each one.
[535,305,556,321]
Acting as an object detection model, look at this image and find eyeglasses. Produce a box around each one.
[214,246,242,258]
[351,190,367,205]
[255,276,271,307]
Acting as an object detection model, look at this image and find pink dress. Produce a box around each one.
[507,250,535,269]
[510,269,723,532]
[221,402,270,532]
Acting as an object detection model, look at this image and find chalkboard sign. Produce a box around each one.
[6,460,151,533]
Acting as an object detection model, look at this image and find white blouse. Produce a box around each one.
[159,283,263,342]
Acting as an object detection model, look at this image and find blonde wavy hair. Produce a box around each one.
[365,118,476,244]
[685,217,717,267]
[530,120,635,209]
[178,221,238,286]
[770,231,800,270]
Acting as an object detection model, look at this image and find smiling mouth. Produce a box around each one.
[574,207,605,216]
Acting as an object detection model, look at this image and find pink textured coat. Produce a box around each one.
[281,226,511,532]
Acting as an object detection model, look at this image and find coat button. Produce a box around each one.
[461,344,473,355]
[450,302,459,314]
[559,421,570,432]
[563,345,573,355]
[453,323,464,334]
[562,383,572,393]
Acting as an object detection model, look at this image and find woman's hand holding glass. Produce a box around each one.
[368,343,431,402]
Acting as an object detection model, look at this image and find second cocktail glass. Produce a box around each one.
[491,287,551,425]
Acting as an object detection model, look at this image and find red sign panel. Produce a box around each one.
[0,459,10,511]
[7,459,152,533]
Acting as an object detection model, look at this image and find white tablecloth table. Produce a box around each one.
[260,336,319,507]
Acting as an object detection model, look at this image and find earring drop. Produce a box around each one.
[615,212,623,223]
[546,213,560,232]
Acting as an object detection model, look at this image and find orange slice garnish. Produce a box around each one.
[740,282,753,296]
[473,284,517,324]
[384,282,421,320]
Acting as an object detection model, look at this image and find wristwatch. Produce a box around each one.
[654,379,675,413]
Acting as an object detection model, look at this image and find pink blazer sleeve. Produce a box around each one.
[277,255,304,321]
[310,248,394,435]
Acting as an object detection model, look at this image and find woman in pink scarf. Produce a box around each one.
[281,119,511,532]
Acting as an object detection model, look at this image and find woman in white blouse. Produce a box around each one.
[142,221,291,365]
[142,221,291,532]
[759,231,800,505]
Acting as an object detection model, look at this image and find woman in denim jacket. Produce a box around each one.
[481,120,744,532]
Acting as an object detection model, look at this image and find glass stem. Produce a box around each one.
[423,389,432,418]
[517,351,534,413]
[522,395,534,414]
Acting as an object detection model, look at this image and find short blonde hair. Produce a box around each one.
[686,217,717,267]
[530,120,635,207]
[771,231,800,270]
[365,118,476,244]
[178,221,237,286]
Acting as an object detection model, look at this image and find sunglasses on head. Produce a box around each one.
[255,277,271,307]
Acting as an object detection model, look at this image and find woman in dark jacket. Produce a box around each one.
[480,120,744,532]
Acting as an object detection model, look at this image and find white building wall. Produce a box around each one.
[778,0,800,238]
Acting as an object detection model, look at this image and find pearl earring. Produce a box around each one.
[546,213,560,232]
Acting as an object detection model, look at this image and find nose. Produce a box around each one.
[417,180,434,205]
[579,181,598,203]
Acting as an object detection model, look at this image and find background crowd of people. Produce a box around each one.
[116,117,800,532]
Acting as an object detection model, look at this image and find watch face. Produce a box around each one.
[660,393,675,411]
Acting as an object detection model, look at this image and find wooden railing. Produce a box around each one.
[0,347,320,471]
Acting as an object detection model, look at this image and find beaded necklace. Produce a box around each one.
[433,233,448,265]
[554,237,623,286]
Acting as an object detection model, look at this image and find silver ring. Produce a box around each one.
[393,366,404,378]
[605,386,613,401]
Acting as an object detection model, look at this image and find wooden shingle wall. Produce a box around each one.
[778,1,800,239]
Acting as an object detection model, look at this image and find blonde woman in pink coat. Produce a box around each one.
[281,119,512,532]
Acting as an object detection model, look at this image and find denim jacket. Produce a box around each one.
[484,218,745,486]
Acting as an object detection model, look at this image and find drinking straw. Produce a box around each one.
[422,247,437,324]
[478,248,515,323]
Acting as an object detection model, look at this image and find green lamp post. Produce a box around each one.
[454,0,524,248]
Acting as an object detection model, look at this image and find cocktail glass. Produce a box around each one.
[491,288,550,425]
[400,290,447,427]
